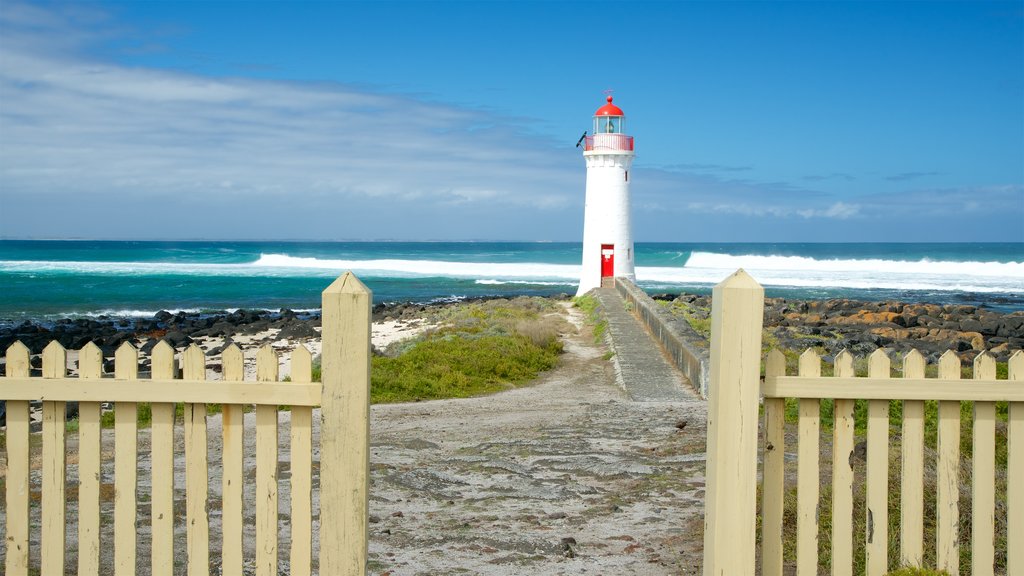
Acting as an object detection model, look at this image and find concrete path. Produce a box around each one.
[595,288,700,402]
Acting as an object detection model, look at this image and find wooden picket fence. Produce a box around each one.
[704,269,1023,576]
[1,271,372,576]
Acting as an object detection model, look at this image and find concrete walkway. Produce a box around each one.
[595,288,700,402]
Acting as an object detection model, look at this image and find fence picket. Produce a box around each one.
[319,272,373,576]
[832,350,856,576]
[115,342,139,575]
[221,344,245,576]
[5,342,31,575]
[1007,351,1024,575]
[289,345,314,576]
[182,344,210,576]
[936,350,961,575]
[150,341,177,576]
[41,341,68,575]
[972,352,996,576]
[865,349,891,576]
[79,342,104,575]
[797,348,821,576]
[255,345,280,576]
[762,349,786,576]
[901,349,926,567]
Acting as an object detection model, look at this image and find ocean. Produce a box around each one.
[0,240,1021,323]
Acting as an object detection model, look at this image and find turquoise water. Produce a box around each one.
[0,240,1021,321]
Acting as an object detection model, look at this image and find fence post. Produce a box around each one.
[319,271,372,575]
[703,269,764,576]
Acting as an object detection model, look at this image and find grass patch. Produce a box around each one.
[573,293,607,343]
[657,297,711,338]
[370,297,566,403]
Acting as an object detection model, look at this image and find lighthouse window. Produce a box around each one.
[625,171,629,182]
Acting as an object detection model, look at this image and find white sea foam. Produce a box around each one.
[252,254,580,279]
[684,251,1024,277]
[2,251,1021,293]
[475,279,573,286]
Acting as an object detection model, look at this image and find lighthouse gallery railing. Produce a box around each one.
[583,134,634,152]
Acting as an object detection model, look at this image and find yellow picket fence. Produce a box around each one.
[1,271,371,576]
[704,269,1023,576]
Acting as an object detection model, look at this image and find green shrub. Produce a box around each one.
[370,297,565,403]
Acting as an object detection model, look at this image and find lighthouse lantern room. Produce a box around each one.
[577,94,636,296]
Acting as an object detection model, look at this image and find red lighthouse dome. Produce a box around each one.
[594,95,624,117]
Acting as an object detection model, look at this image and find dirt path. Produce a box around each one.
[366,306,708,575]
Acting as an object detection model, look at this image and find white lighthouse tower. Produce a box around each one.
[577,94,636,296]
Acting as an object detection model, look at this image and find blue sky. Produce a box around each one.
[0,0,1021,241]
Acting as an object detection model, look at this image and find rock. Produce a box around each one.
[163,331,192,347]
[959,319,984,333]
[154,310,172,322]
[277,322,319,341]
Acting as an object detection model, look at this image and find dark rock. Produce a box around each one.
[154,310,173,322]
[277,322,319,341]
[163,331,192,347]
[959,319,985,333]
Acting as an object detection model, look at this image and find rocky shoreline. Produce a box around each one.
[653,293,1024,364]
[3,293,1022,372]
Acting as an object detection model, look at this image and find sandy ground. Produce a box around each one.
[0,307,709,575]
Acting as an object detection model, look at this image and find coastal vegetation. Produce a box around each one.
[572,293,607,343]
[369,297,567,403]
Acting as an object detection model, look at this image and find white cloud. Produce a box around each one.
[0,2,580,237]
[796,202,860,219]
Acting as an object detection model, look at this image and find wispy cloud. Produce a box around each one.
[803,172,856,182]
[0,2,582,239]
[886,171,943,182]
[661,162,753,173]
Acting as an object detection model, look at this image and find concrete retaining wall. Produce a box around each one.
[614,278,711,399]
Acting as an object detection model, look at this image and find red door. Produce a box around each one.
[600,244,614,278]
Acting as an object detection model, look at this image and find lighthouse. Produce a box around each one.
[577,94,636,296]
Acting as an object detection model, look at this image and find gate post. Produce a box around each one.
[703,269,764,576]
[319,272,372,575]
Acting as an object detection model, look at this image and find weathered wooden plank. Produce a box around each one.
[41,341,67,575]
[762,376,1024,401]
[1007,351,1023,576]
[4,342,31,576]
[149,341,176,576]
[0,377,321,405]
[935,350,960,575]
[319,272,373,576]
[901,350,925,568]
[865,350,891,576]
[256,345,280,576]
[832,350,856,576]
[972,352,996,576]
[797,348,821,576]
[290,345,314,576]
[221,344,245,576]
[115,343,139,576]
[762,349,786,576]
[182,344,210,576]
[78,342,104,576]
